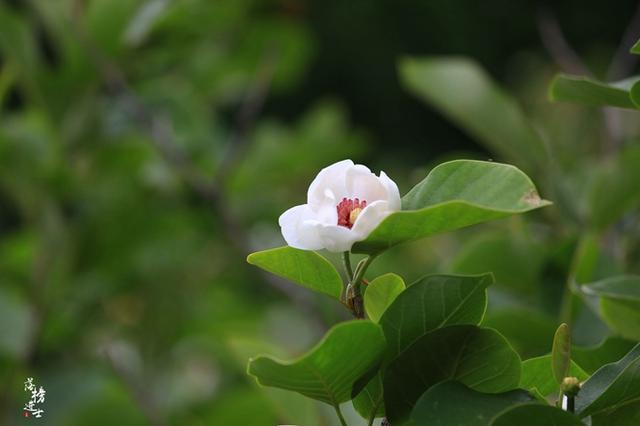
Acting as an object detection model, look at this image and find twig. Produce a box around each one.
[607,2,640,81]
[333,404,348,426]
[536,7,624,153]
[536,7,592,76]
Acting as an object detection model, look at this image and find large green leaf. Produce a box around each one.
[632,38,640,54]
[399,57,547,172]
[520,355,589,397]
[576,343,640,418]
[247,321,385,407]
[552,323,571,384]
[247,246,343,299]
[490,404,584,426]
[582,275,640,340]
[353,160,550,254]
[383,325,521,423]
[592,399,640,426]
[549,74,639,109]
[573,337,637,375]
[410,381,534,426]
[451,233,546,296]
[228,338,322,425]
[352,373,384,422]
[364,273,405,323]
[380,273,492,361]
[482,309,557,359]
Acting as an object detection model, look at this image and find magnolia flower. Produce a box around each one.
[279,160,401,252]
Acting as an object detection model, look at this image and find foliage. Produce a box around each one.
[244,31,640,426]
[2,1,640,425]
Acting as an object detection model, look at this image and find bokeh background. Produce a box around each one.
[1,0,640,424]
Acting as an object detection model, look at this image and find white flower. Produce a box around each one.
[279,160,401,252]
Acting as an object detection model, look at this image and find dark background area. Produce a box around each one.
[265,0,639,163]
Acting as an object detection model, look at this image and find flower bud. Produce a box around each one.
[561,376,581,397]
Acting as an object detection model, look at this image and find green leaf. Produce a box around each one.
[228,338,322,425]
[353,160,550,254]
[631,38,640,54]
[410,381,534,426]
[592,399,640,426]
[582,275,640,302]
[588,145,640,229]
[629,79,640,109]
[352,373,384,422]
[364,273,405,323]
[247,321,385,407]
[549,74,639,109]
[576,343,640,418]
[552,323,571,384]
[600,299,640,341]
[383,325,521,423]
[482,309,557,359]
[490,404,585,426]
[380,273,493,361]
[573,337,637,375]
[451,233,546,296]
[399,57,546,172]
[582,275,640,340]
[247,246,343,300]
[520,355,589,397]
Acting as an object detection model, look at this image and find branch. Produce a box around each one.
[536,7,592,76]
[536,7,625,153]
[607,1,640,81]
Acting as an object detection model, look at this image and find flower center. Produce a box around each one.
[337,197,367,229]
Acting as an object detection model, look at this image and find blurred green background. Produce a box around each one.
[1,0,640,424]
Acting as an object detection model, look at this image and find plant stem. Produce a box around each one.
[368,415,376,426]
[346,255,376,318]
[567,395,575,413]
[334,404,348,426]
[343,251,354,282]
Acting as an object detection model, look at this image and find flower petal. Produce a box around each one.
[317,224,358,252]
[345,165,388,202]
[351,200,392,239]
[278,204,324,250]
[307,159,353,210]
[379,170,402,210]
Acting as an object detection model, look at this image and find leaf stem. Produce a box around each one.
[343,251,354,282]
[334,404,348,426]
[566,395,575,413]
[346,255,376,318]
[367,414,376,426]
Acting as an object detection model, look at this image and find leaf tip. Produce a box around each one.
[522,189,551,208]
[246,252,257,265]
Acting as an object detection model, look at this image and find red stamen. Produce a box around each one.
[337,197,367,229]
